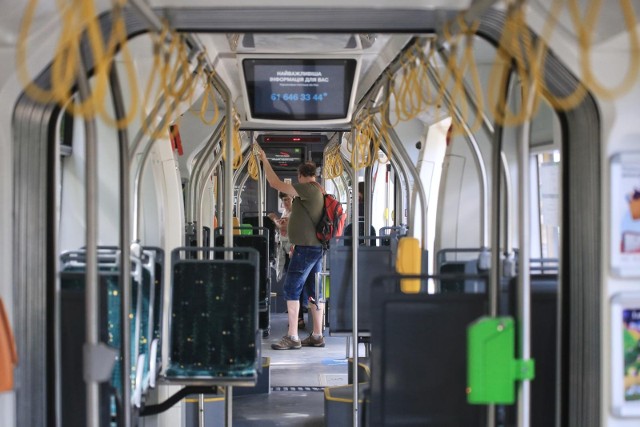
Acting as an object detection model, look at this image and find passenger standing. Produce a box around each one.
[273,192,293,277]
[270,193,308,328]
[259,148,326,349]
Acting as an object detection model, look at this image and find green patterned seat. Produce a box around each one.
[165,247,259,385]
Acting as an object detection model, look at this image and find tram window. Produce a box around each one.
[530,100,562,260]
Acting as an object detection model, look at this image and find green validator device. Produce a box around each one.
[467,316,535,404]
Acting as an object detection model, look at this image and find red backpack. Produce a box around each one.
[301,182,346,250]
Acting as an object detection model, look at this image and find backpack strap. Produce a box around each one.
[310,181,326,195]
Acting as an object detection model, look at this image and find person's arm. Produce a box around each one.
[258,148,297,196]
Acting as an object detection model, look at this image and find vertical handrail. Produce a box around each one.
[426,52,489,249]
[374,118,428,246]
[109,65,133,427]
[189,120,225,223]
[487,63,513,427]
[339,158,352,220]
[364,166,373,243]
[215,74,235,426]
[516,20,544,426]
[350,128,360,426]
[257,154,265,229]
[131,96,181,243]
[230,148,252,224]
[197,148,225,248]
[216,163,224,244]
[76,56,104,427]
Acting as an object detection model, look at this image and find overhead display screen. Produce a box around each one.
[262,145,305,170]
[243,58,357,121]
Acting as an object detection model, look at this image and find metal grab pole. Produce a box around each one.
[424,58,489,249]
[230,147,252,224]
[430,46,515,259]
[77,54,101,427]
[516,21,545,424]
[517,106,532,427]
[374,119,428,246]
[131,97,180,243]
[218,77,235,427]
[197,148,225,247]
[189,121,225,224]
[109,65,134,427]
[350,129,360,427]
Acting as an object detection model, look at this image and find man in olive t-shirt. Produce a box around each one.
[259,148,327,350]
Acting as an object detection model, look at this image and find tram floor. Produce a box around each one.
[232,312,354,426]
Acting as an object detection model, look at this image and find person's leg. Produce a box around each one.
[286,299,300,337]
[301,286,309,312]
[301,248,326,347]
[273,246,318,350]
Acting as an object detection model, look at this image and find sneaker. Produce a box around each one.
[301,334,325,348]
[271,335,302,350]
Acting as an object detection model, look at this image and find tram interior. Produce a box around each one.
[3,1,640,427]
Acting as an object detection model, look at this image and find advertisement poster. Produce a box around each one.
[623,308,640,401]
[611,152,640,277]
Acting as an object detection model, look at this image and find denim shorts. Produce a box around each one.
[282,245,323,301]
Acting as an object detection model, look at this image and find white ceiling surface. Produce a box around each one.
[529,0,640,46]
[1,0,637,48]
[148,0,473,9]
[2,0,638,129]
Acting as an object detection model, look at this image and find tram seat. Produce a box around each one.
[163,247,260,385]
[59,269,114,426]
[343,221,377,246]
[59,247,164,415]
[214,228,271,335]
[436,248,488,293]
[379,225,408,247]
[369,275,487,427]
[327,236,396,335]
[139,247,165,390]
[241,215,277,262]
[503,274,558,427]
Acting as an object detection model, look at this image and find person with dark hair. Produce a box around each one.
[344,181,376,246]
[259,148,326,349]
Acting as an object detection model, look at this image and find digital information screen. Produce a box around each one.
[262,146,305,170]
[243,58,357,121]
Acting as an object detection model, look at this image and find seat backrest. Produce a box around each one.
[214,229,270,302]
[241,216,277,261]
[343,221,377,247]
[369,276,487,427]
[166,247,259,382]
[328,237,396,334]
[59,271,116,426]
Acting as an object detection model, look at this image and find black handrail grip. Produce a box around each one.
[140,386,219,417]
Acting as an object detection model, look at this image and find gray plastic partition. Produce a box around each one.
[503,274,558,427]
[59,272,113,427]
[327,236,396,335]
[369,274,488,427]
